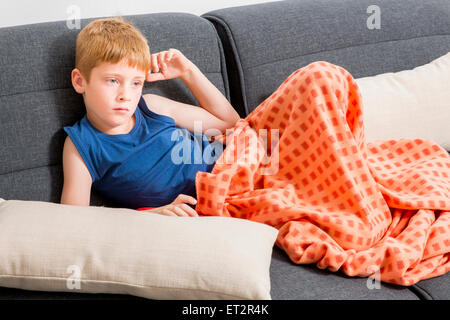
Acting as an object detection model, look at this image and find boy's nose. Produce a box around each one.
[118,87,132,101]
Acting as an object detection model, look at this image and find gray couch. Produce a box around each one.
[0,0,449,300]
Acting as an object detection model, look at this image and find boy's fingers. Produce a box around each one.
[146,72,165,82]
[157,53,164,70]
[180,204,198,217]
[169,48,179,57]
[172,206,189,217]
[157,53,168,73]
[178,194,197,205]
[151,54,159,73]
[161,209,177,217]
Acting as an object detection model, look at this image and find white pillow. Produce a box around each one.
[0,198,277,300]
[356,51,450,151]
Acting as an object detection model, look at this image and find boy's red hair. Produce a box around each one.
[75,16,151,83]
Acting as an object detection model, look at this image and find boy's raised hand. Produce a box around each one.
[146,48,194,82]
[146,194,199,217]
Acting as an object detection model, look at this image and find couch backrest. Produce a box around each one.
[202,0,450,117]
[0,13,229,206]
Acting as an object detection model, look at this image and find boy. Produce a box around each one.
[60,17,240,217]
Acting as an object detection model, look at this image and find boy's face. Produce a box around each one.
[72,59,146,134]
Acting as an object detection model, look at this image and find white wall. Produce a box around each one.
[0,0,280,28]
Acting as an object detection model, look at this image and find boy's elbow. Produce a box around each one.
[60,185,91,207]
[60,197,90,207]
[226,114,240,129]
[223,109,240,126]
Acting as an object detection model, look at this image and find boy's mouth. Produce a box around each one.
[113,107,129,111]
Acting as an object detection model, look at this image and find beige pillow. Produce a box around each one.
[356,51,450,151]
[0,198,277,300]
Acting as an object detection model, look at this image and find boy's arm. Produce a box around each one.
[60,136,92,206]
[179,62,241,127]
[146,49,241,135]
[144,93,236,138]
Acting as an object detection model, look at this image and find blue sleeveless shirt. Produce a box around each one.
[63,96,224,209]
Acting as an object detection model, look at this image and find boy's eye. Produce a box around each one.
[107,79,142,86]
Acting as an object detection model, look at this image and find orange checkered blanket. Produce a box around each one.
[195,61,450,286]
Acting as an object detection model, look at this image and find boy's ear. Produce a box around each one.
[71,68,86,94]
